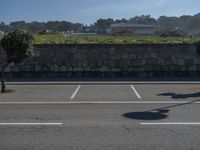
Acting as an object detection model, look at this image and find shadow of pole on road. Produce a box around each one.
[123,99,200,120]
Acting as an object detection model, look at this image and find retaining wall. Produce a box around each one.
[0,44,200,77]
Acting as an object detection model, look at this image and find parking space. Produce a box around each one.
[135,84,200,101]
[0,83,200,102]
[74,85,138,101]
[0,85,77,102]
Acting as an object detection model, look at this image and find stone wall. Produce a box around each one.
[0,45,7,68]
[0,44,200,77]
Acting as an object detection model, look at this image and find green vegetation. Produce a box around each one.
[34,35,200,44]
[1,29,34,92]
[1,33,200,44]
[0,33,3,40]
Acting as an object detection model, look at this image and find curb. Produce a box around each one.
[5,81,200,85]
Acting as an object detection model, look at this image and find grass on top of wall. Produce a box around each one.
[1,33,200,44]
[34,35,200,44]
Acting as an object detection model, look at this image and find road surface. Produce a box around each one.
[0,82,200,150]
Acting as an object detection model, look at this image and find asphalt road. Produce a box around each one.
[0,83,200,150]
[0,103,200,150]
[1,83,200,102]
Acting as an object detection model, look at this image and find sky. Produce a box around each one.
[0,0,200,25]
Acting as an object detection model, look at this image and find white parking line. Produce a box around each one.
[70,85,81,99]
[0,123,63,126]
[141,122,200,125]
[130,85,142,99]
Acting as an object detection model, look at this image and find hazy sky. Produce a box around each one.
[1,0,200,24]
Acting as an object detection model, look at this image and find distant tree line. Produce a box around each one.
[0,21,84,34]
[94,14,200,35]
[0,13,200,35]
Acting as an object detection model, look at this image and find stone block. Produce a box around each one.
[108,60,115,68]
[112,68,120,72]
[158,59,165,65]
[101,54,109,59]
[82,60,89,67]
[185,59,194,66]
[100,66,109,72]
[11,66,20,72]
[150,52,158,58]
[169,65,180,71]
[50,65,58,72]
[132,60,140,67]
[163,66,169,72]
[181,66,187,71]
[74,53,85,60]
[21,65,33,72]
[137,67,145,72]
[4,67,11,72]
[189,66,196,71]
[57,59,64,66]
[148,59,157,65]
[141,59,147,65]
[97,59,103,67]
[113,55,121,60]
[122,53,129,59]
[35,65,42,72]
[71,60,78,67]
[59,66,67,72]
[109,48,115,55]
[143,52,150,59]
[178,58,185,65]
[73,67,83,72]
[194,58,200,65]
[129,54,136,59]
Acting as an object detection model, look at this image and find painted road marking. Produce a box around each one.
[0,101,199,104]
[130,85,142,99]
[141,122,200,125]
[70,85,81,99]
[0,123,63,126]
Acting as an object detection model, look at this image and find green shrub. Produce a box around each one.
[0,29,34,92]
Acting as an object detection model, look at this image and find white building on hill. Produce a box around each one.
[110,23,158,35]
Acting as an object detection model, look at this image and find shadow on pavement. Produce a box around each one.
[123,99,200,120]
[123,109,169,120]
[158,92,200,99]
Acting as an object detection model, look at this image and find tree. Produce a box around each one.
[0,29,34,92]
[94,18,114,33]
[157,27,187,37]
[0,22,10,33]
[130,15,157,25]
